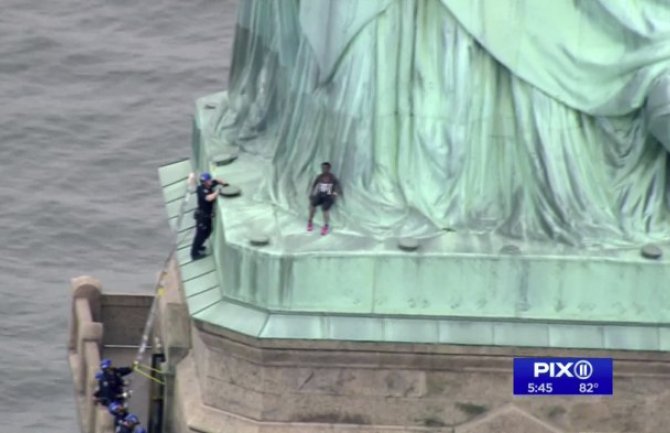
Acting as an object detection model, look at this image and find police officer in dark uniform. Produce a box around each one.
[191,172,228,261]
[107,401,129,428]
[116,413,147,433]
[93,359,134,407]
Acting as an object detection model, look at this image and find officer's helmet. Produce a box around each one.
[100,359,112,369]
[200,172,212,183]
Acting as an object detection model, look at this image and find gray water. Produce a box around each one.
[0,1,237,431]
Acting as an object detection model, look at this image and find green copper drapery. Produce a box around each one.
[208,0,670,246]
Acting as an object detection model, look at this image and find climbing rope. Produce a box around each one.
[133,362,165,386]
[134,171,196,366]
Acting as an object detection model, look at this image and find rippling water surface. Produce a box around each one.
[0,1,236,431]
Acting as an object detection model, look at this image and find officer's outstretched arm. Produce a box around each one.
[117,367,134,376]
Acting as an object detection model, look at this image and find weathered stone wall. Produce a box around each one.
[157,257,191,433]
[157,257,191,365]
[178,321,670,433]
[100,294,153,346]
[68,276,114,433]
[68,277,153,433]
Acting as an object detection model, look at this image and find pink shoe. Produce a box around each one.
[307,221,313,232]
[321,225,329,236]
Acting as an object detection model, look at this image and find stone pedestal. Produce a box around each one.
[154,151,670,433]
[166,317,670,433]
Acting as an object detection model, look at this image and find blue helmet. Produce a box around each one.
[100,359,112,369]
[200,172,212,183]
[125,414,139,424]
[108,402,123,413]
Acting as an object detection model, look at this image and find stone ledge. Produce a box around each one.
[183,147,670,326]
[195,318,668,359]
[159,157,670,353]
[197,335,670,379]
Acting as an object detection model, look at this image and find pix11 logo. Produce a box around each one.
[533,359,593,380]
[513,357,613,396]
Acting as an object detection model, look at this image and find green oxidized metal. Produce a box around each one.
[160,0,670,351]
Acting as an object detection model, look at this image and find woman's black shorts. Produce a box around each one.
[310,194,334,211]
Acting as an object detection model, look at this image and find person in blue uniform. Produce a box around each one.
[107,401,128,428]
[93,359,134,406]
[191,172,228,260]
[116,413,146,433]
